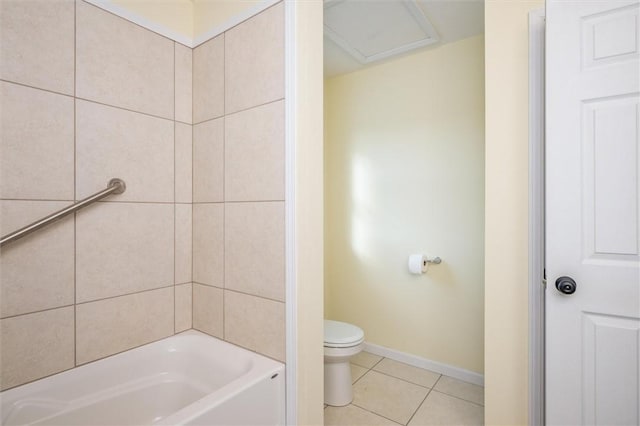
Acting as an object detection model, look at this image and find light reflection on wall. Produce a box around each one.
[350,154,373,260]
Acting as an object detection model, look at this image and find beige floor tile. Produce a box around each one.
[351,364,368,383]
[434,376,484,406]
[374,358,440,388]
[408,391,484,426]
[325,404,401,426]
[351,351,383,368]
[353,370,429,425]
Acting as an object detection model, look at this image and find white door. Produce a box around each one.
[546,0,640,425]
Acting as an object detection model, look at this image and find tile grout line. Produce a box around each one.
[0,78,74,99]
[1,304,76,322]
[192,96,285,126]
[428,389,485,408]
[348,402,404,426]
[404,375,443,426]
[0,79,176,124]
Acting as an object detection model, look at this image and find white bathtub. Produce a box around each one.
[0,330,285,425]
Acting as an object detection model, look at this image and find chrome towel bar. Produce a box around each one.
[0,178,126,248]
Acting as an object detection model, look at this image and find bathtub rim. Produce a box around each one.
[0,330,285,426]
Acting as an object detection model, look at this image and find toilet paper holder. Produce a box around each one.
[408,254,442,275]
[424,256,442,265]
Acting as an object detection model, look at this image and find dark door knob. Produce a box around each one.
[555,276,577,295]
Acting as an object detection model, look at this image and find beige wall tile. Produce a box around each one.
[0,82,74,200]
[225,101,285,201]
[175,204,193,284]
[0,0,74,95]
[76,100,174,203]
[175,283,193,333]
[192,283,223,338]
[0,307,74,391]
[225,3,284,114]
[225,202,284,301]
[76,203,174,303]
[76,287,174,365]
[0,201,74,318]
[193,118,224,203]
[224,290,285,361]
[76,1,174,118]
[175,43,193,124]
[175,123,193,203]
[192,204,224,286]
[193,35,224,123]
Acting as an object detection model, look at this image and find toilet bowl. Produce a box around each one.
[324,319,365,406]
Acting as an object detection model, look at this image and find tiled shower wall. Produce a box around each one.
[0,0,286,392]
[0,0,193,390]
[191,3,286,362]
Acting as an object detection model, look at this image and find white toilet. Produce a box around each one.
[324,319,365,406]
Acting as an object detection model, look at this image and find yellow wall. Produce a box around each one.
[484,0,543,423]
[110,0,194,38]
[324,35,485,374]
[105,0,268,43]
[193,0,263,40]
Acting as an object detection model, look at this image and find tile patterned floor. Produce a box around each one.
[324,352,484,426]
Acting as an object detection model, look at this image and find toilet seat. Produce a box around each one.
[324,320,364,348]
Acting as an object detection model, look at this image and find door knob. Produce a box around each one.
[555,276,577,295]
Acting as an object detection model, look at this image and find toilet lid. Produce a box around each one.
[324,320,364,348]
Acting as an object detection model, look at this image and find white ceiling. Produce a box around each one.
[324,0,484,78]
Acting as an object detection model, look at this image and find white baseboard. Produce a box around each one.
[363,342,484,387]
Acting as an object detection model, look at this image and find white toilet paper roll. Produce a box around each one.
[408,254,426,274]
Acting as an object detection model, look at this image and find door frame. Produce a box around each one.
[528,8,546,426]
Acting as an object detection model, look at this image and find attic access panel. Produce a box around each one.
[323,0,440,64]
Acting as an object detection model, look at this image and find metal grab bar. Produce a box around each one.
[0,178,126,248]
